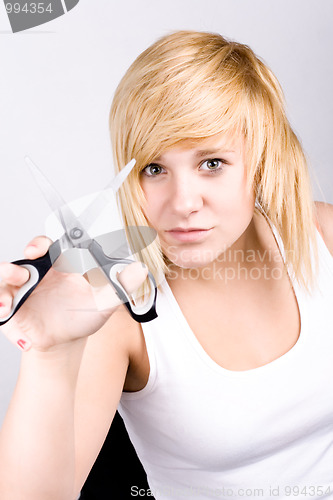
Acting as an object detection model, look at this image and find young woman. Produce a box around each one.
[0,31,333,500]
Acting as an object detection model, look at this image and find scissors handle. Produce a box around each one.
[0,240,157,327]
[88,240,158,323]
[0,251,55,326]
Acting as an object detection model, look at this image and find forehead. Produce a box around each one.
[155,132,244,162]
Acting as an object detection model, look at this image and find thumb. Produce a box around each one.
[84,262,149,314]
[117,262,148,295]
[24,236,53,259]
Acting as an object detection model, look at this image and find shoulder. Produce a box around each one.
[95,305,149,393]
[78,305,142,387]
[86,304,144,370]
[314,201,333,256]
[77,304,145,398]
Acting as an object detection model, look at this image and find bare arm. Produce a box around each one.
[0,306,140,500]
[0,340,87,500]
[0,237,146,500]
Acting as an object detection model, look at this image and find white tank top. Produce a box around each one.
[118,228,333,499]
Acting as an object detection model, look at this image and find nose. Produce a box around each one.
[168,173,203,217]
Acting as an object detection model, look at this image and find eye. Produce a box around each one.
[141,163,165,176]
[200,158,224,172]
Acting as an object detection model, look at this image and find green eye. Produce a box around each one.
[142,164,164,176]
[201,159,222,170]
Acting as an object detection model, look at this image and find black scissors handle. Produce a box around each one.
[0,239,157,327]
[88,240,157,323]
[0,251,55,326]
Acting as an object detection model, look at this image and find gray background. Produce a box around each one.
[0,0,332,424]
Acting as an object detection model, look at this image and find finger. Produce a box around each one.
[0,262,30,286]
[87,262,148,313]
[0,323,32,352]
[0,293,32,352]
[24,236,53,259]
[117,262,148,295]
[83,263,148,314]
[84,263,148,296]
[0,289,13,319]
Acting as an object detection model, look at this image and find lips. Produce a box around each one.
[165,227,213,242]
[168,227,210,232]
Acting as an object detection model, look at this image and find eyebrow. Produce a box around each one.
[153,148,236,163]
[194,148,236,158]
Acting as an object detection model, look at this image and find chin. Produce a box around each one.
[164,247,222,269]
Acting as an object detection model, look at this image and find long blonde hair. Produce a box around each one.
[110,30,317,291]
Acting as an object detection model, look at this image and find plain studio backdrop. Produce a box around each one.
[0,0,332,424]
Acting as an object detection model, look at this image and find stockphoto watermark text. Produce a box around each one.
[130,483,333,498]
[167,247,295,283]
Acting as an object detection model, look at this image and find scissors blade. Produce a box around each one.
[25,156,91,245]
[109,158,136,193]
[94,226,157,258]
[25,156,68,215]
[77,159,136,231]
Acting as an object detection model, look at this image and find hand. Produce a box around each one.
[0,236,148,352]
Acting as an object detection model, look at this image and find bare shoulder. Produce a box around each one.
[314,201,333,256]
[79,304,145,390]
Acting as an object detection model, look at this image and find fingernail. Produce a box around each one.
[0,302,4,308]
[17,339,31,351]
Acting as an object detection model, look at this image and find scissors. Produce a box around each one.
[0,158,158,326]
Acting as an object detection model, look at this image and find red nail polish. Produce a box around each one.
[17,339,27,350]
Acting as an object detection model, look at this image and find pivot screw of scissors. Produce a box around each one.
[70,228,83,239]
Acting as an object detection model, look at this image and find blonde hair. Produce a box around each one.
[110,30,317,291]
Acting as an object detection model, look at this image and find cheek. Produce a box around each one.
[232,201,255,245]
[228,168,254,209]
[140,186,165,229]
[213,178,255,241]
[213,173,253,215]
[224,190,255,227]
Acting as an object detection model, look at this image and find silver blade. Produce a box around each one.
[94,226,157,258]
[25,156,68,213]
[77,159,136,231]
[109,158,136,192]
[25,156,88,243]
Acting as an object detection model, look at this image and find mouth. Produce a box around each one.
[165,227,213,242]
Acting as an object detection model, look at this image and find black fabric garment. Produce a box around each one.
[80,411,155,499]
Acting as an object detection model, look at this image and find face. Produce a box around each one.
[139,133,256,270]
